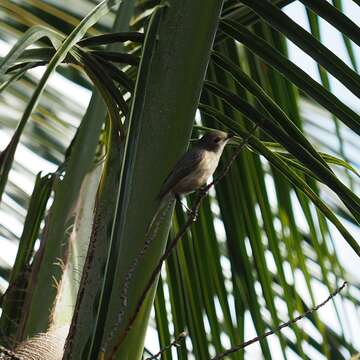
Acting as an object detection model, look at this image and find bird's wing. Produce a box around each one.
[158,148,203,199]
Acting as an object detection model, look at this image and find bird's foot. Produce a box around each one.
[175,194,198,219]
[175,195,193,213]
[185,205,198,219]
[190,208,199,222]
[185,205,198,220]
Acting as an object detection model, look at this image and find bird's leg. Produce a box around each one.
[188,185,208,221]
[175,194,192,212]
[175,194,193,214]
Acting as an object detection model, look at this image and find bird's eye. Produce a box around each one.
[214,137,221,143]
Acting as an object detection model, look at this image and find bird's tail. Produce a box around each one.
[146,192,175,236]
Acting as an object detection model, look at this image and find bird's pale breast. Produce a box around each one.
[172,150,221,195]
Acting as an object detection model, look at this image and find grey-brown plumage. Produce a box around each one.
[158,130,233,200]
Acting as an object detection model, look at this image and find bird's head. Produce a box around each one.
[196,130,234,152]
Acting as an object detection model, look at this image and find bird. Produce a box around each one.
[158,130,233,202]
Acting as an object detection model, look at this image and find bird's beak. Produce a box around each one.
[226,132,235,140]
[226,133,240,146]
[226,132,236,145]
